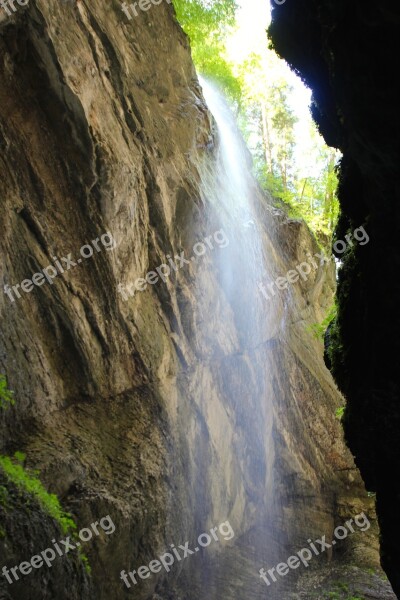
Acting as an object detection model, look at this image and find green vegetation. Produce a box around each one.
[0,485,8,506]
[326,594,364,600]
[173,0,340,239]
[237,55,340,240]
[0,380,74,531]
[335,406,345,420]
[0,485,7,538]
[80,552,92,574]
[322,582,364,599]
[173,0,241,103]
[324,302,344,378]
[0,380,91,573]
[0,452,76,535]
[0,374,14,410]
[308,303,337,340]
[0,452,91,572]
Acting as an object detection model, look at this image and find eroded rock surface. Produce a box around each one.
[0,1,394,598]
[269,1,400,596]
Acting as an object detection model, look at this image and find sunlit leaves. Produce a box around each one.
[173,0,241,102]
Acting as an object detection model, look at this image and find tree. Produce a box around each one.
[173,1,340,238]
[269,82,297,190]
[173,0,241,102]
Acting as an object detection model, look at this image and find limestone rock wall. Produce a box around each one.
[269,1,400,596]
[0,1,390,599]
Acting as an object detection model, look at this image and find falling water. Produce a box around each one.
[188,77,287,598]
[197,77,280,347]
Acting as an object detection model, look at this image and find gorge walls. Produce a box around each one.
[269,0,400,596]
[0,0,395,598]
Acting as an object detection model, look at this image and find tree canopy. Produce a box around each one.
[173,0,241,102]
[173,0,340,241]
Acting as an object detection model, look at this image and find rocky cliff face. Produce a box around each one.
[269,0,400,597]
[0,1,394,599]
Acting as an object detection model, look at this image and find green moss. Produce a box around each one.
[325,307,345,373]
[79,551,92,574]
[335,406,345,420]
[0,381,74,535]
[0,454,91,573]
[326,229,361,382]
[321,582,364,599]
[308,302,338,340]
[0,484,9,505]
[0,381,91,575]
[0,375,14,410]
[0,453,76,535]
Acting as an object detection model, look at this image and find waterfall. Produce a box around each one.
[197,77,280,347]
[187,77,285,598]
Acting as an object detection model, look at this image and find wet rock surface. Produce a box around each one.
[269,1,400,596]
[0,0,396,598]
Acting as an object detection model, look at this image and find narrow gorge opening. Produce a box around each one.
[0,1,398,599]
[173,4,390,596]
[175,0,341,247]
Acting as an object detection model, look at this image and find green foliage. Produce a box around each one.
[196,47,242,104]
[322,582,364,599]
[0,379,90,573]
[335,406,345,420]
[173,0,237,40]
[0,375,14,410]
[257,126,340,239]
[173,1,340,237]
[308,303,337,341]
[237,56,340,238]
[326,594,363,600]
[0,453,76,535]
[0,484,9,508]
[79,551,92,574]
[324,301,345,378]
[14,451,26,463]
[173,0,241,103]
